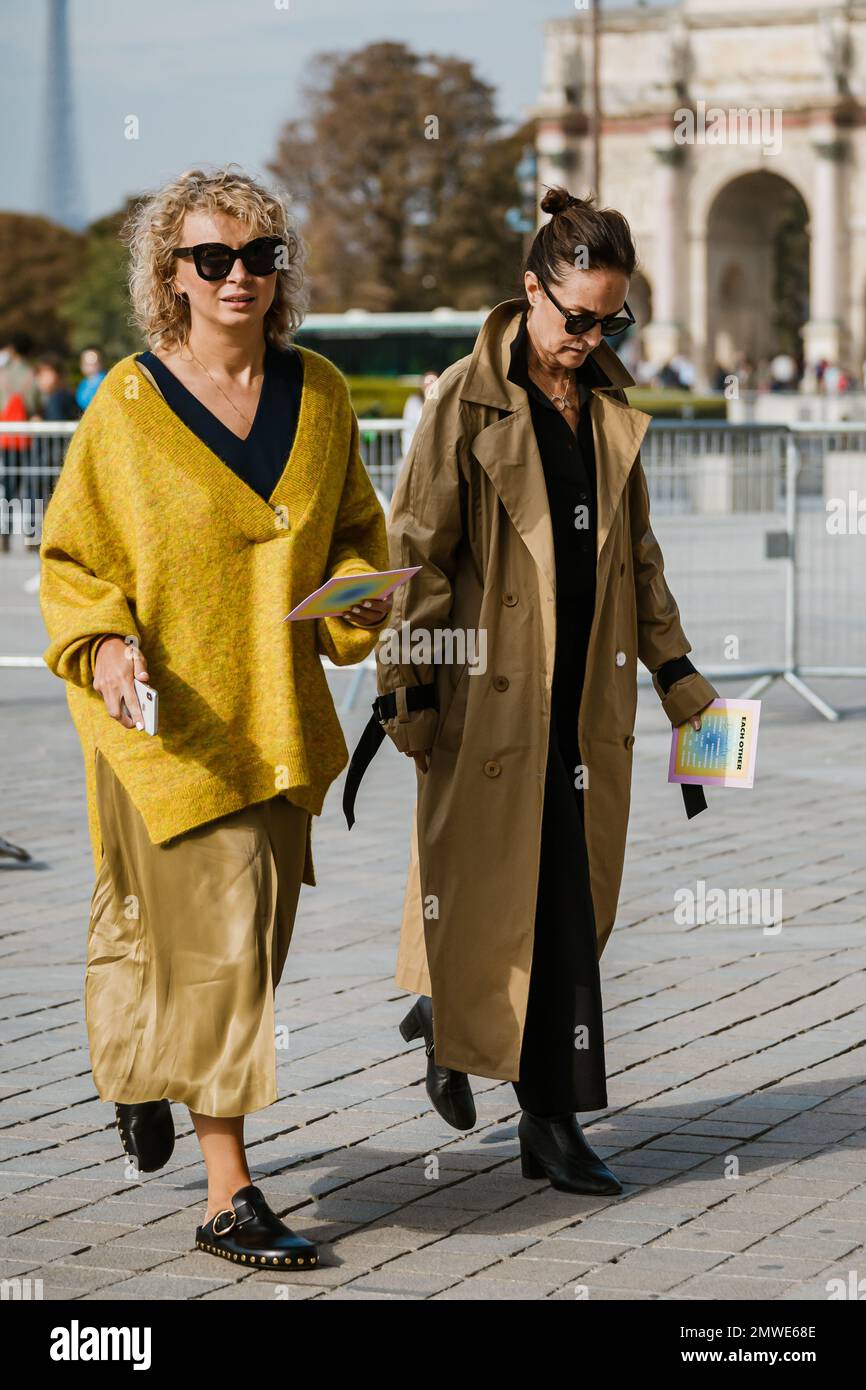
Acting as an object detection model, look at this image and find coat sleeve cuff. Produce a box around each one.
[380,704,439,754]
[653,669,719,726]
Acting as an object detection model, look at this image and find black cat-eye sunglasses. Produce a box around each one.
[538,274,635,338]
[172,235,288,282]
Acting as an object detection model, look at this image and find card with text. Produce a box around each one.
[668,698,761,789]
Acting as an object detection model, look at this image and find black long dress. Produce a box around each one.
[506,309,610,1116]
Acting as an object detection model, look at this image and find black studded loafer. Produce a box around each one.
[399,995,476,1131]
[115,1101,175,1172]
[519,1110,623,1195]
[196,1184,318,1269]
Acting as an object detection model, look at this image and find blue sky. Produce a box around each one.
[0,0,656,224]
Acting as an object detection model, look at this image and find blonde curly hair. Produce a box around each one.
[123,164,309,351]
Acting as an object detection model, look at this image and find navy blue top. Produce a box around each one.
[135,344,304,504]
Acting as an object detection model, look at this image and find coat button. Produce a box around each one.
[493,675,509,691]
[502,591,518,606]
[624,734,635,749]
[483,759,502,777]
[615,650,627,667]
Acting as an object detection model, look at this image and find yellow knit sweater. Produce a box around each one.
[39,345,389,886]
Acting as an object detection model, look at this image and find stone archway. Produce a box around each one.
[706,171,809,379]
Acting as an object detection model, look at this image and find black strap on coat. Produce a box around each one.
[343,684,438,829]
[343,667,707,827]
[656,655,707,819]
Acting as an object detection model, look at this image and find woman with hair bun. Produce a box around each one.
[354,185,717,1196]
[40,165,390,1266]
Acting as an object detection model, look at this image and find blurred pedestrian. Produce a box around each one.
[769,352,798,392]
[0,331,39,416]
[400,369,439,459]
[75,345,107,412]
[0,332,39,504]
[823,362,842,394]
[670,353,696,389]
[33,352,81,421]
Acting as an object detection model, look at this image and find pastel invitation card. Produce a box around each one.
[668,698,761,789]
[284,566,421,621]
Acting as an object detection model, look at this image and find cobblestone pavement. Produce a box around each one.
[1,547,865,1301]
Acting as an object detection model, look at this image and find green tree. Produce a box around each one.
[772,186,809,360]
[0,213,82,350]
[268,41,529,311]
[57,204,141,360]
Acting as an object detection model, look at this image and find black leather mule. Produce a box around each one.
[196,1184,318,1269]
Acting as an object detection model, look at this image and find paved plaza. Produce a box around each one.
[1,544,865,1302]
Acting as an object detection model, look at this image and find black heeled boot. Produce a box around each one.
[196,1184,318,1268]
[399,995,476,1131]
[115,1101,175,1172]
[518,1110,622,1195]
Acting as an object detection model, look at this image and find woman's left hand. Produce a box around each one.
[339,596,393,628]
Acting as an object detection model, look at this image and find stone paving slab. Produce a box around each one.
[1,547,866,1301]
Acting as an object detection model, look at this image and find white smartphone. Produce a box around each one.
[132,677,159,736]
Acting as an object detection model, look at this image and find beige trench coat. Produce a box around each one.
[375,298,717,1082]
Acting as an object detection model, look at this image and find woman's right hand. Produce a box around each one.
[407,750,430,773]
[93,637,149,729]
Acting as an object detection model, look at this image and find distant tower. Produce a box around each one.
[39,0,85,228]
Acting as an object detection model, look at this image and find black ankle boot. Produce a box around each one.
[518,1110,622,1195]
[115,1101,175,1172]
[399,996,476,1131]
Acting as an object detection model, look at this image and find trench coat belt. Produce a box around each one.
[342,682,707,828]
[343,684,439,829]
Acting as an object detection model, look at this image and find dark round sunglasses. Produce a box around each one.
[172,235,288,282]
[538,275,635,338]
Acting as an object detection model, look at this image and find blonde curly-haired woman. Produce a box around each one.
[39,165,390,1269]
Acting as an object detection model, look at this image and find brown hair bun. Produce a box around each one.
[540,186,577,216]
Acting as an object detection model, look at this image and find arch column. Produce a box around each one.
[802,122,849,368]
[534,114,586,222]
[642,132,687,368]
[689,227,709,388]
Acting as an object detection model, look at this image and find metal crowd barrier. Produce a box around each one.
[2,419,864,719]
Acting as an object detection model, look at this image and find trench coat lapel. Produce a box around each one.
[590,388,652,595]
[468,408,556,592]
[460,298,652,598]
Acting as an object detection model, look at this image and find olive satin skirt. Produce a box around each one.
[86,750,310,1117]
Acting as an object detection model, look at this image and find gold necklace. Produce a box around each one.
[530,364,575,411]
[549,386,575,412]
[527,345,575,411]
[185,347,263,431]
